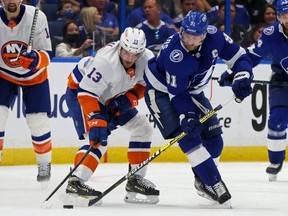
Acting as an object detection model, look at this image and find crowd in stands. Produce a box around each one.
[32,0,279,57]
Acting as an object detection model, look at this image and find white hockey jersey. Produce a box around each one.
[78,41,154,114]
[0,4,51,86]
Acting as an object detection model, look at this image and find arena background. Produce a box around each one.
[2,59,287,165]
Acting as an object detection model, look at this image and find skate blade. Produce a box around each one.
[197,191,232,209]
[268,174,277,181]
[59,193,102,207]
[124,192,159,204]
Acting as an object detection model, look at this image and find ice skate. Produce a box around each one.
[124,174,160,204]
[266,162,283,181]
[212,180,232,206]
[37,163,51,182]
[194,176,218,202]
[37,163,51,189]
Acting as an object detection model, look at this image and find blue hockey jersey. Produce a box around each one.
[144,25,253,115]
[247,21,288,79]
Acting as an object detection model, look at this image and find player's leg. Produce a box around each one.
[66,103,109,199]
[0,78,18,163]
[23,80,52,182]
[179,94,231,205]
[65,87,88,140]
[266,106,288,181]
[120,110,159,204]
[266,83,288,181]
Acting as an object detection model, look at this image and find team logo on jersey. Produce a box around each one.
[126,68,136,79]
[263,26,274,35]
[2,41,27,68]
[170,49,183,63]
[280,57,288,73]
[207,26,217,34]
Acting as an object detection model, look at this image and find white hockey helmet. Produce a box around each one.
[119,27,146,54]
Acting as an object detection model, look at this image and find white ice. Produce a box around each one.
[0,162,287,216]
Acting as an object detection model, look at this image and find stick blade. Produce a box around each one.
[59,193,102,207]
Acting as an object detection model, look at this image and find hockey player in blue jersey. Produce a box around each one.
[144,11,253,205]
[220,0,288,181]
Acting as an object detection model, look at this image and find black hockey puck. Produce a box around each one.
[63,205,74,209]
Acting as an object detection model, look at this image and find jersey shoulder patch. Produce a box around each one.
[207,25,217,34]
[263,26,274,36]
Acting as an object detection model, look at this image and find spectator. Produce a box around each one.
[85,0,119,36]
[173,0,197,30]
[55,20,93,57]
[248,23,267,46]
[237,0,268,26]
[126,0,175,28]
[135,0,176,53]
[56,0,79,22]
[261,4,277,26]
[212,1,250,48]
[207,0,251,30]
[79,6,103,51]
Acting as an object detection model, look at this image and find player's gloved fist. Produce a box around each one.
[180,112,204,138]
[19,49,40,70]
[218,70,233,87]
[232,71,253,103]
[108,90,139,115]
[88,113,108,146]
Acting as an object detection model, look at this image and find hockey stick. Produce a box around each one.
[83,96,235,207]
[212,77,288,86]
[41,114,116,209]
[27,0,41,53]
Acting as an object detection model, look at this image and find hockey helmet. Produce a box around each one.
[181,10,208,36]
[120,27,146,54]
[277,0,288,14]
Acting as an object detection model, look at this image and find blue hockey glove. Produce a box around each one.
[108,91,138,115]
[218,70,233,87]
[19,49,40,70]
[180,112,204,138]
[88,113,108,146]
[232,71,253,103]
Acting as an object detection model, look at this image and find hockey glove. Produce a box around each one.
[180,112,204,138]
[19,49,40,70]
[108,90,139,115]
[232,71,253,103]
[88,113,108,146]
[218,70,233,87]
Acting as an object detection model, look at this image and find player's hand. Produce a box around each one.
[88,113,108,146]
[108,91,139,115]
[232,71,253,103]
[218,70,233,87]
[19,49,40,70]
[180,112,204,138]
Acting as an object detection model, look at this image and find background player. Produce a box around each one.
[220,0,288,181]
[64,27,159,205]
[0,0,52,183]
[144,11,253,205]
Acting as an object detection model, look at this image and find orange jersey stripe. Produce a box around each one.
[0,69,48,86]
[74,152,99,172]
[33,140,52,154]
[0,139,3,150]
[36,51,50,70]
[67,73,79,89]
[77,94,100,116]
[127,151,150,164]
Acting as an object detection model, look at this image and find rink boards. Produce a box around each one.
[2,59,288,165]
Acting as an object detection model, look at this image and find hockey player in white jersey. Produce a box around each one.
[64,27,159,205]
[144,11,254,205]
[0,0,52,183]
